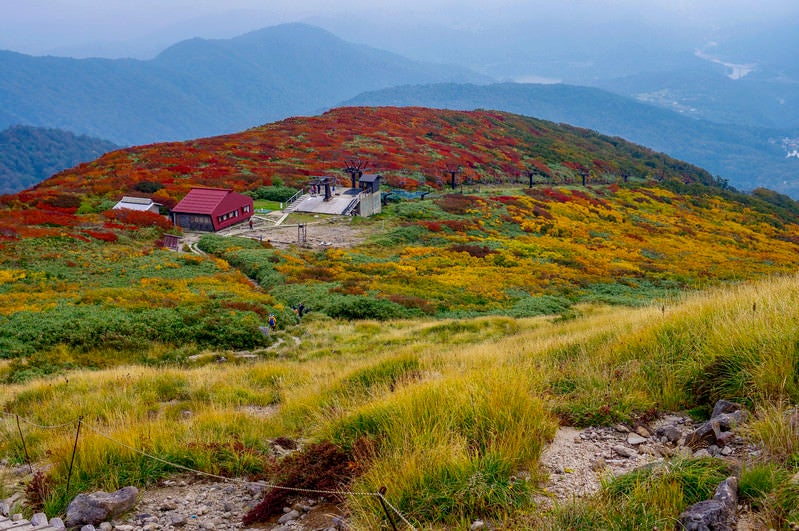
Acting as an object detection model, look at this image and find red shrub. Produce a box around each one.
[82,230,119,242]
[243,441,363,525]
[450,244,496,258]
[103,209,173,229]
[434,194,482,214]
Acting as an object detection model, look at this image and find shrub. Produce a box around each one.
[434,194,482,214]
[247,185,300,203]
[326,296,415,320]
[243,441,362,525]
[133,181,164,193]
[506,295,572,317]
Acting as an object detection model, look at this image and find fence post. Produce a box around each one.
[66,416,83,493]
[377,486,398,531]
[15,415,33,474]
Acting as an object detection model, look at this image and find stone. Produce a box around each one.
[635,426,651,438]
[278,509,301,524]
[656,425,683,443]
[80,526,97,531]
[167,511,188,527]
[678,500,734,530]
[64,486,139,527]
[627,434,647,446]
[471,519,486,530]
[613,445,637,458]
[693,448,711,458]
[614,424,630,433]
[49,517,66,529]
[30,512,48,526]
[711,400,742,419]
[113,526,135,531]
[99,523,113,531]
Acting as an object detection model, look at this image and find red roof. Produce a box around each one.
[172,188,235,215]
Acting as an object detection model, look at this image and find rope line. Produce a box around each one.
[378,493,417,530]
[82,422,415,529]
[3,411,416,529]
[1,411,79,430]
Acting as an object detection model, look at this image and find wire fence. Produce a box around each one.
[0,411,416,530]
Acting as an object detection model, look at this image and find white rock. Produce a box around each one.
[627,434,647,446]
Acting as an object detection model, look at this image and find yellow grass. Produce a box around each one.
[3,274,799,525]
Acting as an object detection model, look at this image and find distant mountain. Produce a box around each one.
[340,82,799,196]
[592,67,799,131]
[0,23,490,146]
[0,125,118,194]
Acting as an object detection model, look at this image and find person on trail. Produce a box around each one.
[248,219,254,230]
[298,302,305,318]
[268,313,276,331]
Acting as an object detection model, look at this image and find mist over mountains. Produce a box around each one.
[0,23,487,146]
[2,18,798,196]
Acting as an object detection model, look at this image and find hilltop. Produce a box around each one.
[28,105,719,201]
[341,82,799,196]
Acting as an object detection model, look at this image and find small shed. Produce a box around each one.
[162,234,181,251]
[357,174,383,217]
[359,174,382,194]
[113,196,161,214]
[170,188,253,232]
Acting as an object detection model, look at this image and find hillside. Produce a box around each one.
[2,106,799,527]
[340,82,799,196]
[0,24,488,145]
[0,125,118,194]
[3,106,799,342]
[26,105,721,202]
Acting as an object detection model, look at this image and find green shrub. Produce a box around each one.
[739,463,789,510]
[506,295,572,317]
[326,295,415,320]
[247,185,300,202]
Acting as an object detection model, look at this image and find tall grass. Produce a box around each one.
[4,274,799,525]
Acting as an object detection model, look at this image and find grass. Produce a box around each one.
[3,274,799,526]
[253,199,282,211]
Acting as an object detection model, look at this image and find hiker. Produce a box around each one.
[298,302,305,318]
[268,313,276,331]
[248,219,253,230]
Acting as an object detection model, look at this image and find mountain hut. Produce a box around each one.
[170,188,253,232]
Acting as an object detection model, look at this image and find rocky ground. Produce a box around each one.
[1,404,765,530]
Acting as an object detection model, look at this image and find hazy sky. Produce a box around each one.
[2,0,796,56]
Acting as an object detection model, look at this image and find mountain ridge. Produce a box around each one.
[0,124,118,194]
[0,23,490,146]
[340,82,799,196]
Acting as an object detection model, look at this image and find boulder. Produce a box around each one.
[678,477,738,530]
[711,400,742,419]
[656,425,683,443]
[685,411,746,448]
[65,486,139,527]
[30,513,48,526]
